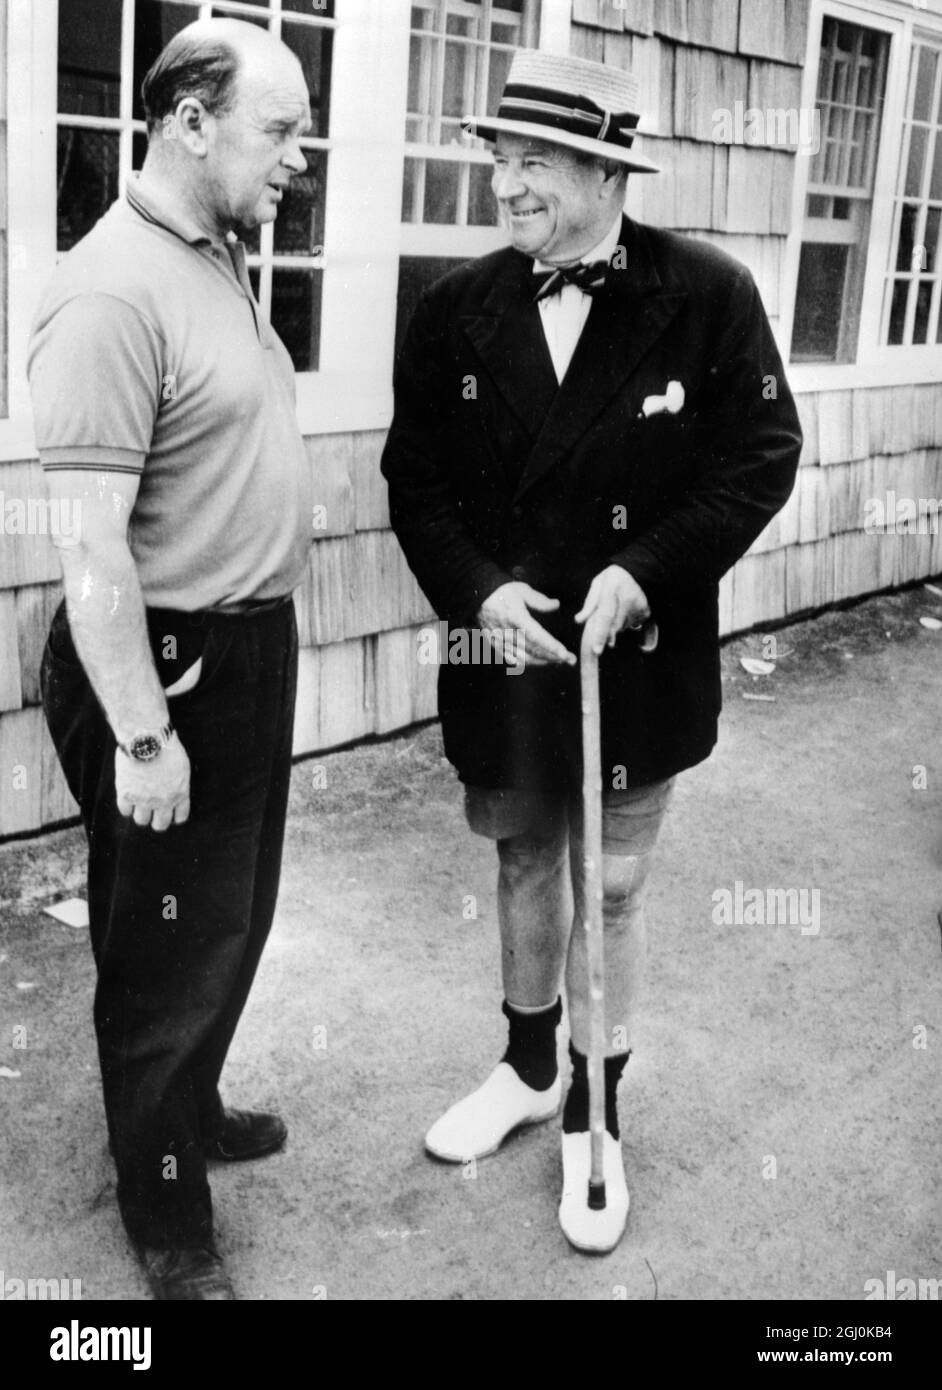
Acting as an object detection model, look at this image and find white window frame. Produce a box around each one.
[783,0,942,390]
[0,0,569,458]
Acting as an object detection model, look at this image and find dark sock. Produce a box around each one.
[562,1042,630,1139]
[501,996,562,1091]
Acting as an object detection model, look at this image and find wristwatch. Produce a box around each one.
[118,722,175,762]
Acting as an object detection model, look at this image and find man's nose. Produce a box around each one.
[493,165,526,201]
[283,139,308,176]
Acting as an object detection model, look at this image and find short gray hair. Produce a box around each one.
[142,33,241,136]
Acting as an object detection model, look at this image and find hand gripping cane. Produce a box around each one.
[579,617,658,1212]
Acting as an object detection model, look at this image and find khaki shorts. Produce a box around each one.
[464,777,676,856]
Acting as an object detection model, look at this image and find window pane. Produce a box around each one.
[887,279,909,345]
[132,129,148,171]
[468,162,499,226]
[896,202,917,271]
[930,132,942,201]
[270,268,322,372]
[272,152,327,256]
[281,18,332,138]
[913,279,933,344]
[791,243,848,360]
[57,127,121,251]
[906,125,927,197]
[912,46,937,123]
[58,0,122,118]
[924,207,941,274]
[133,1,202,125]
[423,159,459,223]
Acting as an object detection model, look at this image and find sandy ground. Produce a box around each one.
[1,585,941,1303]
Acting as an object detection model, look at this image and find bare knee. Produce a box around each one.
[601,854,649,922]
[498,833,567,891]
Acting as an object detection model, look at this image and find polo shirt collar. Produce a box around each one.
[126,171,230,251]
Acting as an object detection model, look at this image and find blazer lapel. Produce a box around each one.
[459,252,559,442]
[512,217,688,504]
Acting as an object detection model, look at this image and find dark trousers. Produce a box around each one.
[41,597,298,1248]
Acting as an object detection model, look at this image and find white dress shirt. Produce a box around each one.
[533,216,625,384]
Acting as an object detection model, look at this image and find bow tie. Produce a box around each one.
[532,259,610,303]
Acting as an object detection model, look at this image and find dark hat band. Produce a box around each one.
[496,82,641,150]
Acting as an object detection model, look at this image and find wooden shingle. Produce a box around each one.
[0,591,23,713]
[351,431,391,532]
[817,390,853,467]
[686,0,741,54]
[604,33,674,138]
[794,393,819,467]
[738,0,808,66]
[569,23,606,61]
[304,433,355,539]
[0,706,44,837]
[674,47,750,143]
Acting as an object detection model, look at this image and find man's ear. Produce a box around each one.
[174,97,211,156]
[601,163,628,205]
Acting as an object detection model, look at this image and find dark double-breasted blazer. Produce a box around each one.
[381,215,802,792]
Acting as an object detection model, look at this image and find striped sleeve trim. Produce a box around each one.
[39,447,146,473]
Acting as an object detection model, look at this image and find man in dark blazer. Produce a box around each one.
[382,49,802,1252]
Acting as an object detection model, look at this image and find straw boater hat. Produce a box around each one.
[462,49,662,174]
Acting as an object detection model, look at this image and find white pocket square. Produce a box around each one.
[640,381,685,417]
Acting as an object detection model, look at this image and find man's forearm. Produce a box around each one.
[57,537,169,745]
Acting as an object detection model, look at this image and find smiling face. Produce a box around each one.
[491,134,623,264]
[200,46,311,233]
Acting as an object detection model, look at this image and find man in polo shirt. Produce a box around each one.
[28,19,313,1300]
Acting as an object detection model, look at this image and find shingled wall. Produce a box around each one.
[2,0,940,838]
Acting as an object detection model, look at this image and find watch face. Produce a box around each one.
[130,734,162,762]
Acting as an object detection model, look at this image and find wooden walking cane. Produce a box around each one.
[580,618,658,1212]
[579,623,607,1211]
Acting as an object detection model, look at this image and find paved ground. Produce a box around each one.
[2,585,941,1302]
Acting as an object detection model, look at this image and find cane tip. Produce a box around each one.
[588,1179,607,1211]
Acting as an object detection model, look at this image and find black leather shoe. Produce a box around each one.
[204,1107,287,1161]
[136,1244,235,1301]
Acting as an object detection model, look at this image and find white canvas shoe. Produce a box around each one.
[558,1131,630,1253]
[424,1062,561,1162]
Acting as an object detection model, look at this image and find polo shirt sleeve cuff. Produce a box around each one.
[39,446,146,472]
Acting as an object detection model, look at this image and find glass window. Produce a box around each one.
[398,0,539,337]
[881,39,942,345]
[403,0,538,229]
[790,16,889,363]
[56,0,334,372]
